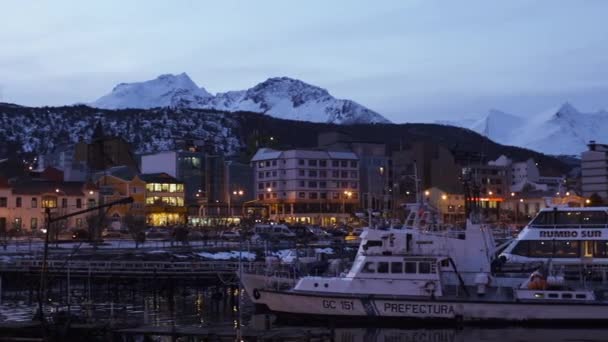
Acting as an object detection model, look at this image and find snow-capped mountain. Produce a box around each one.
[440,103,608,155]
[91,74,390,125]
[93,73,213,109]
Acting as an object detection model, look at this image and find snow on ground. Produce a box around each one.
[196,251,256,261]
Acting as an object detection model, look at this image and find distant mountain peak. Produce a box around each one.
[91,73,390,124]
[440,102,608,156]
[555,102,579,117]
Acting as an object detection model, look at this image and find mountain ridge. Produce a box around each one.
[437,102,607,156]
[91,73,390,125]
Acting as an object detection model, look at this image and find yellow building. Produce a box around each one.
[141,173,187,226]
[94,166,146,229]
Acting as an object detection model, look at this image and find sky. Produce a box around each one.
[2,0,608,123]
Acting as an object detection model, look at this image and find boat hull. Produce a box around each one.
[255,289,608,322]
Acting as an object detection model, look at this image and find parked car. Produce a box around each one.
[253,224,296,239]
[145,228,171,239]
[219,230,240,241]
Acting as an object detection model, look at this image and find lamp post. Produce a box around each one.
[342,191,352,223]
[266,188,272,219]
[38,200,56,334]
[228,189,244,221]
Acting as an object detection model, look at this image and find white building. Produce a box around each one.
[251,148,359,225]
[490,155,564,193]
[581,141,608,199]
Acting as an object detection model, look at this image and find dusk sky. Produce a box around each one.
[2,0,608,122]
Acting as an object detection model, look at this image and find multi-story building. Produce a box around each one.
[424,187,466,224]
[391,141,463,215]
[93,166,147,228]
[141,150,205,204]
[141,173,187,226]
[318,132,391,214]
[581,141,608,199]
[74,122,139,173]
[251,148,359,225]
[0,180,98,233]
[490,155,565,193]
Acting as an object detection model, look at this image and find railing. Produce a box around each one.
[0,259,266,275]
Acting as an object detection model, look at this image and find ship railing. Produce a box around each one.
[528,224,608,229]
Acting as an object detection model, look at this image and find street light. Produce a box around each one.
[228,189,245,218]
[342,191,352,223]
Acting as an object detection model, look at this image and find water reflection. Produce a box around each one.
[2,286,608,341]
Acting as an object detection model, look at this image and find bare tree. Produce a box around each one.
[123,213,146,248]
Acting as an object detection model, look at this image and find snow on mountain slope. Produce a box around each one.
[439,103,608,155]
[92,73,212,109]
[91,74,390,124]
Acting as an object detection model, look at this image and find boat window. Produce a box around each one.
[377,262,389,273]
[364,240,383,249]
[528,241,554,258]
[362,262,376,273]
[562,293,573,299]
[553,241,580,258]
[531,212,553,226]
[575,294,586,299]
[593,241,608,258]
[555,211,581,226]
[511,241,529,257]
[418,262,431,274]
[391,262,403,273]
[405,261,417,273]
[581,211,607,227]
[548,293,559,298]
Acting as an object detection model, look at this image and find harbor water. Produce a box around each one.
[1,283,607,341]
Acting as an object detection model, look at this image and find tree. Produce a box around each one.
[85,213,107,242]
[588,193,604,207]
[123,213,146,248]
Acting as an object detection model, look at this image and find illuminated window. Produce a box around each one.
[146,184,154,192]
[169,184,177,193]
[42,197,57,209]
[153,183,162,192]
[161,183,169,192]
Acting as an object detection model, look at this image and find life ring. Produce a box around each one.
[423,281,436,294]
[253,288,261,300]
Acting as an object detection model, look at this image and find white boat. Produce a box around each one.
[241,206,608,323]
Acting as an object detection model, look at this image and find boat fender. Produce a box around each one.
[423,281,436,294]
[253,288,261,300]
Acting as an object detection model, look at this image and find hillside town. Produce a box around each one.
[0,120,602,242]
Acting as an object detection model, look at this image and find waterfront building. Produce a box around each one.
[141,150,205,205]
[0,180,98,233]
[581,141,608,199]
[502,191,586,224]
[140,173,187,226]
[490,155,565,193]
[251,147,359,226]
[391,142,463,218]
[93,166,147,228]
[423,187,466,224]
[318,132,391,215]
